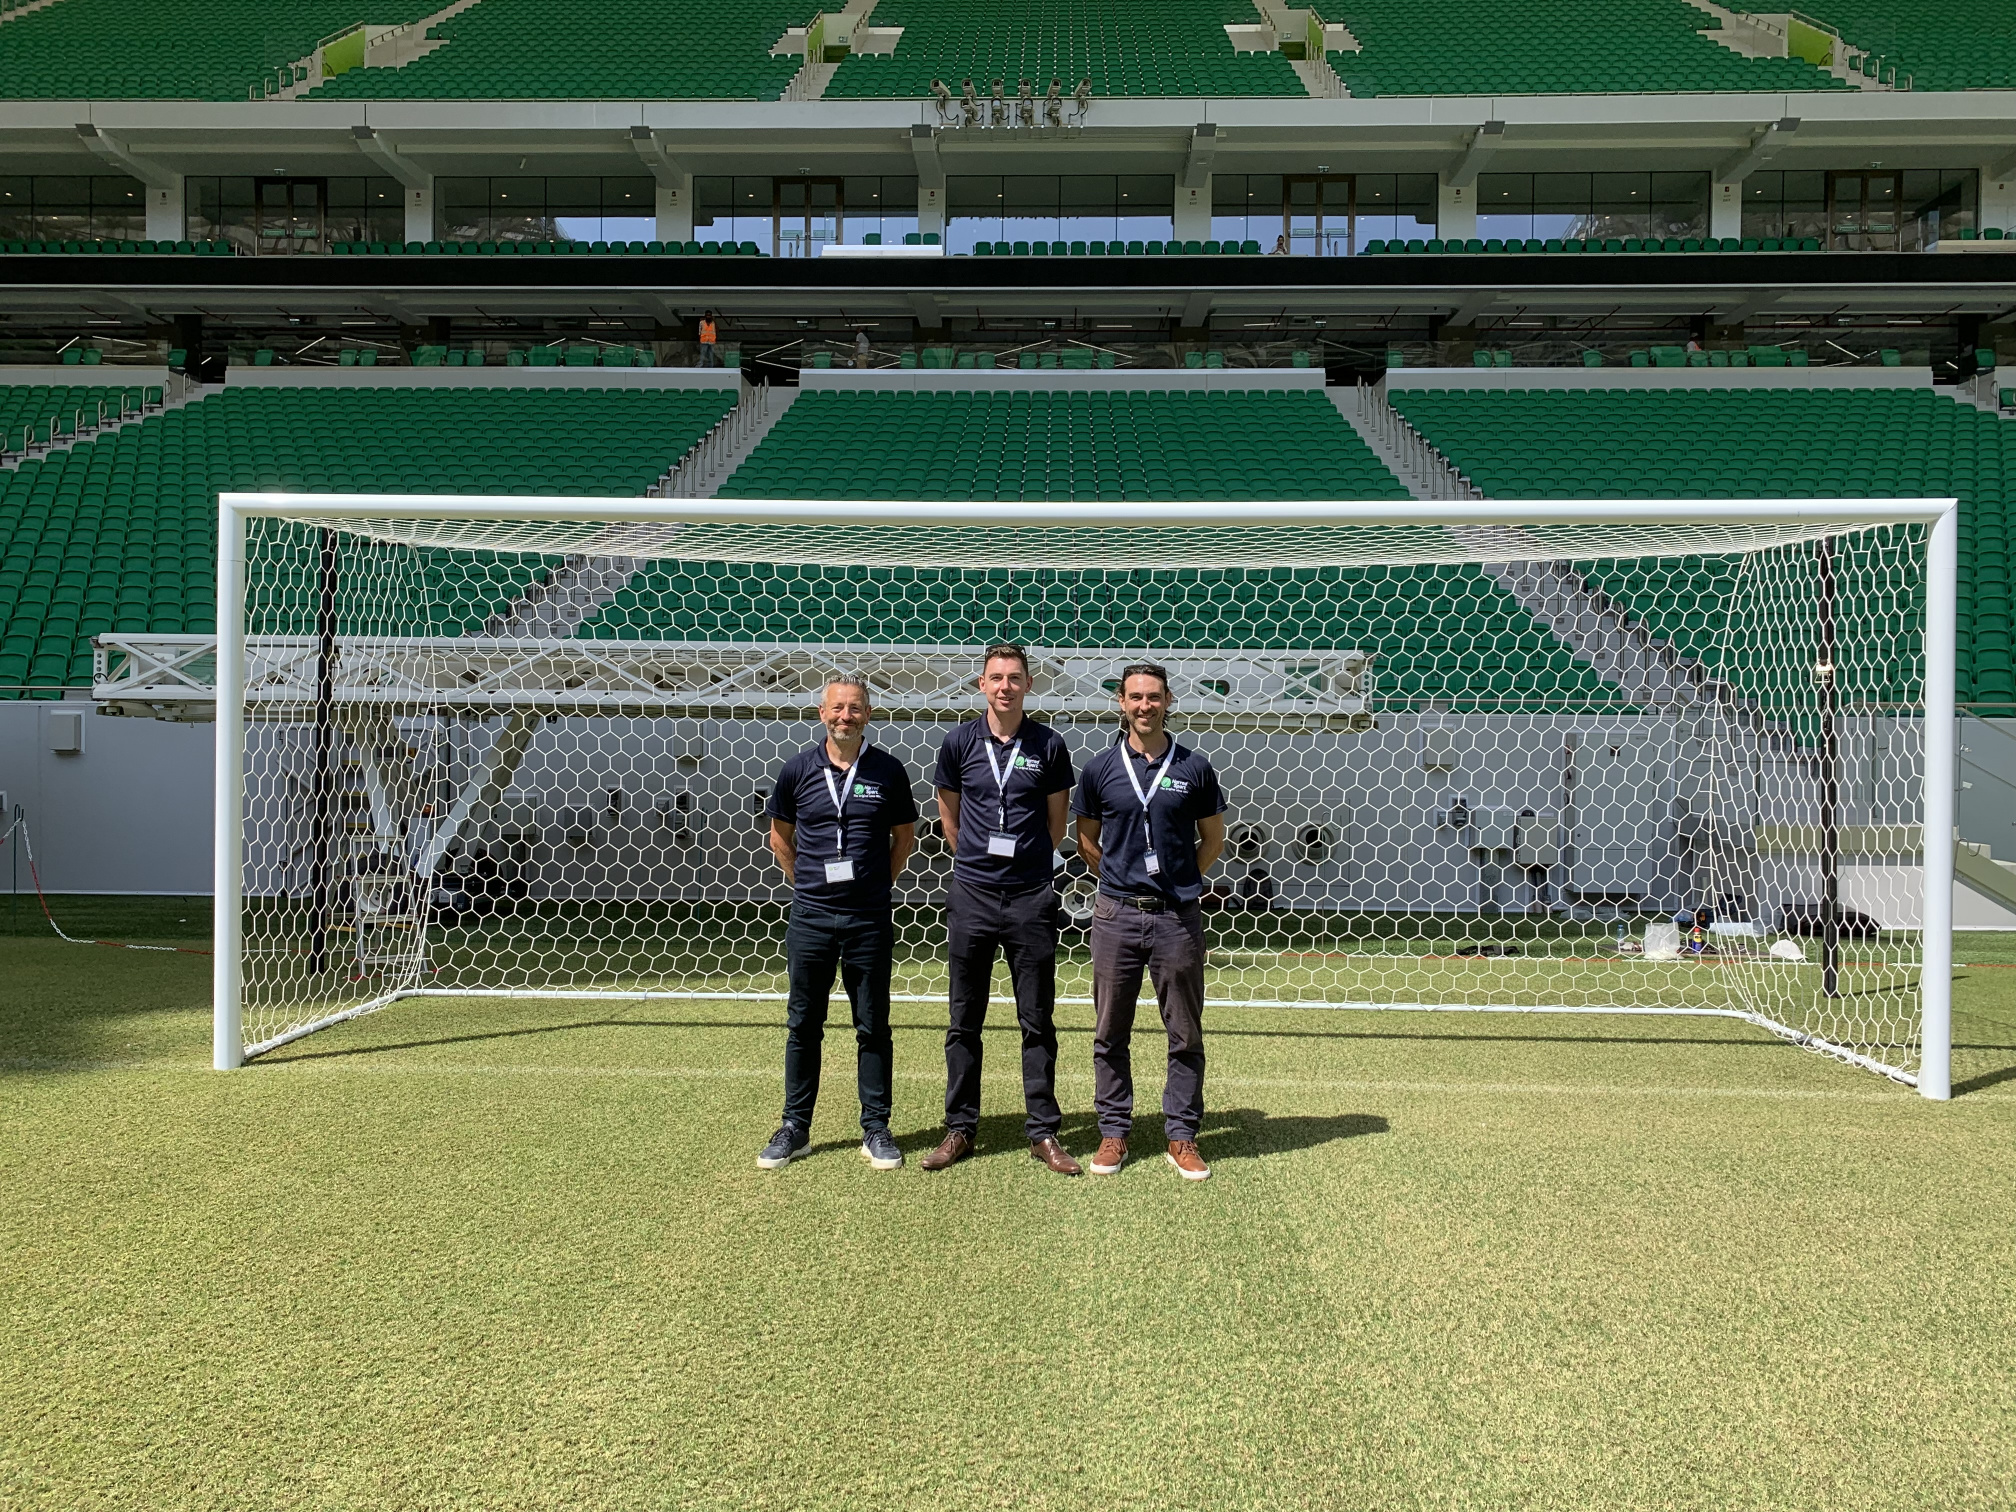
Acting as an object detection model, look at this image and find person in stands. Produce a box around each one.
[697,310,719,366]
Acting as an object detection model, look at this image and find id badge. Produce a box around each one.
[1144,850,1161,876]
[824,858,857,884]
[986,832,1018,858]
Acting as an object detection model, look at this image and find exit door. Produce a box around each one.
[256,178,325,255]
[1284,175,1355,256]
[1826,171,1901,251]
[776,178,843,258]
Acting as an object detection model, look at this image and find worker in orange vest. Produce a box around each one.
[698,312,719,366]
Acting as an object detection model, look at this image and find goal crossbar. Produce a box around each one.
[212,494,1960,1100]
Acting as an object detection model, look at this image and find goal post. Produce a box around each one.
[208,492,1959,1099]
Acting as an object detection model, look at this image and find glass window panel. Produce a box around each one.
[1060,175,1116,211]
[1782,170,1825,210]
[546,178,598,214]
[1591,173,1651,213]
[1246,174,1282,212]
[1059,211,1117,243]
[879,176,918,211]
[948,176,1003,211]
[1357,174,1395,208]
[36,176,90,211]
[1118,174,1174,210]
[1212,173,1247,212]
[93,177,143,208]
[695,177,733,213]
[602,177,652,213]
[1477,210,1534,241]
[489,177,543,212]
[602,216,654,244]
[438,177,486,211]
[1479,173,1533,210]
[1003,176,1060,213]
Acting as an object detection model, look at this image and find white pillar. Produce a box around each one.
[212,498,246,1071]
[404,180,434,243]
[656,177,692,242]
[1919,502,1958,1100]
[146,178,185,242]
[1710,178,1742,239]
[1438,177,1476,240]
[919,182,945,239]
[1175,179,1211,243]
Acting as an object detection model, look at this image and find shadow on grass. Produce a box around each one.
[790,1108,1389,1164]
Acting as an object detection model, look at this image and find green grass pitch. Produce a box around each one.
[4,899,2015,1510]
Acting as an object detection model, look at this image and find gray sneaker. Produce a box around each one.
[757,1124,808,1170]
[860,1127,903,1170]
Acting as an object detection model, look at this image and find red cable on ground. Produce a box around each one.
[0,817,211,957]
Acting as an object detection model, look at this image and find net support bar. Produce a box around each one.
[213,497,246,1071]
[1919,502,1958,1101]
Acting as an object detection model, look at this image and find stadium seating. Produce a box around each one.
[306,0,803,101]
[1391,384,2016,703]
[0,385,161,453]
[0,241,235,256]
[585,386,1616,708]
[1327,0,1847,95]
[327,240,765,256]
[1363,236,1826,254]
[0,0,436,100]
[1792,0,2015,90]
[826,0,1302,98]
[0,384,736,697]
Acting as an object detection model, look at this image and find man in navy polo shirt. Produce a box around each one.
[757,676,918,1172]
[1072,663,1226,1182]
[920,644,1080,1175]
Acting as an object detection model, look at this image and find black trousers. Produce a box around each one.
[1089,893,1206,1142]
[944,873,1062,1141]
[782,901,895,1134]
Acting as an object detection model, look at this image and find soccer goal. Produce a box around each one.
[201,493,1957,1099]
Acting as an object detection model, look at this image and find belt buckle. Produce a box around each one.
[1130,894,1163,913]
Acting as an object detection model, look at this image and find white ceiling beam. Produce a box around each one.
[627,125,687,186]
[1444,120,1504,190]
[1714,116,1800,182]
[1182,121,1219,190]
[74,123,179,192]
[351,124,432,192]
[908,123,944,191]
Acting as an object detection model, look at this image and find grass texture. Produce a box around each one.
[3,907,2015,1511]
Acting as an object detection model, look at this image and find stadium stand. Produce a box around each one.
[306,0,804,101]
[1787,0,2013,90]
[1327,0,1846,95]
[0,384,162,454]
[825,0,1303,98]
[0,242,235,256]
[1390,384,2016,704]
[1363,236,1825,254]
[584,385,1616,708]
[0,383,735,696]
[0,0,437,100]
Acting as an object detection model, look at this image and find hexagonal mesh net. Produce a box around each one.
[222,504,1939,1085]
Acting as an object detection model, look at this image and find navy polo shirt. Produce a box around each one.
[767,742,919,911]
[932,715,1076,891]
[1072,736,1227,904]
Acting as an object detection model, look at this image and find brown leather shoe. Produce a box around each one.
[1030,1137,1082,1176]
[1089,1135,1128,1175]
[919,1130,973,1171]
[1166,1139,1211,1181]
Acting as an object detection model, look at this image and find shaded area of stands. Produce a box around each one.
[1328,0,1845,95]
[585,387,1617,709]
[0,384,736,696]
[1392,385,2013,705]
[307,0,803,101]
[827,0,1301,98]
[0,0,435,100]
[1791,0,2014,90]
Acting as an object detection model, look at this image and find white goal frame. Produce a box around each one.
[211,493,1959,1099]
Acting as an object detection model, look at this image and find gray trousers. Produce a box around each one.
[1089,894,1206,1141]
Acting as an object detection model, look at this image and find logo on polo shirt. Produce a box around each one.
[1159,776,1191,794]
[1012,753,1040,770]
[853,782,884,800]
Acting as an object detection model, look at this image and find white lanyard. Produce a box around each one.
[820,749,866,854]
[1120,740,1177,818]
[982,736,1023,832]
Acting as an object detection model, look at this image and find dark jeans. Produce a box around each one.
[1089,893,1206,1141]
[783,901,895,1134]
[944,873,1062,1141]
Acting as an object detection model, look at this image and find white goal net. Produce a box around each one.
[200,496,1957,1097]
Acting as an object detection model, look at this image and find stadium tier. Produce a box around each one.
[585,386,1615,708]
[0,0,438,101]
[0,384,161,451]
[824,0,1299,99]
[305,0,805,101]
[1789,0,2016,90]
[1392,384,2014,703]
[1326,0,1846,96]
[0,383,735,696]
